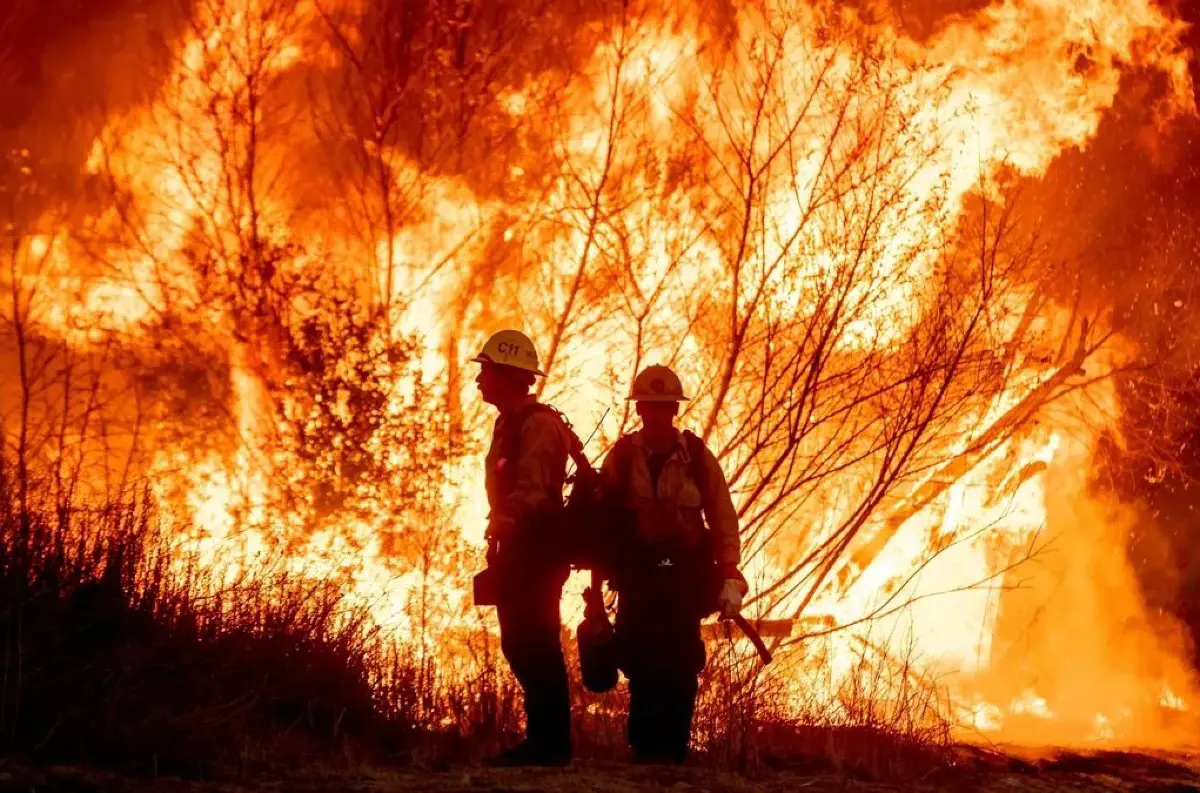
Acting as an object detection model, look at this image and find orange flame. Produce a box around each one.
[13,0,1197,748]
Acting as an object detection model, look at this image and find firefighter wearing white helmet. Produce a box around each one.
[627,364,689,402]
[471,329,574,767]
[599,364,747,764]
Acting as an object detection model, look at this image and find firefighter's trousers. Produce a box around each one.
[615,547,710,762]
[496,557,571,756]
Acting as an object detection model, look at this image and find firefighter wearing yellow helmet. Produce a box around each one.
[599,364,747,763]
[471,329,574,767]
[470,328,546,376]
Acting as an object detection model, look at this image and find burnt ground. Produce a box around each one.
[3,749,1200,793]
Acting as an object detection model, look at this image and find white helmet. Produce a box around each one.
[471,329,546,376]
[628,365,689,402]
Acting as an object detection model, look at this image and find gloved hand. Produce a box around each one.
[717,577,749,620]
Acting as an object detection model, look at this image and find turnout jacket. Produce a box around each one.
[599,429,741,568]
[484,396,571,532]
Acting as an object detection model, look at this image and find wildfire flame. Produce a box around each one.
[5,0,1198,748]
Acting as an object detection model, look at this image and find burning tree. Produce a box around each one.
[448,0,1196,742]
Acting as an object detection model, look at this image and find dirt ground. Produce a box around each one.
[4,749,1200,793]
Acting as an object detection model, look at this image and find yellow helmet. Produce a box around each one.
[628,365,689,402]
[471,329,546,376]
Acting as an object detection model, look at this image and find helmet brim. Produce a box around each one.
[471,354,546,377]
[628,394,689,402]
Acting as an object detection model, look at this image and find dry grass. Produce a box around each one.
[0,487,959,780]
[0,495,394,775]
[690,630,954,779]
[0,489,523,775]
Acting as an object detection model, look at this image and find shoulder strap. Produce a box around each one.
[502,403,549,465]
[611,434,637,493]
[682,430,708,504]
[503,402,595,483]
[498,403,548,498]
[610,431,705,496]
[542,404,597,480]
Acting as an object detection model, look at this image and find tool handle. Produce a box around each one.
[731,613,774,665]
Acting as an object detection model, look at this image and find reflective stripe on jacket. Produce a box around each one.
[484,396,571,526]
[599,429,741,567]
